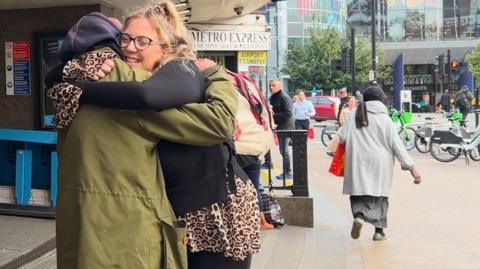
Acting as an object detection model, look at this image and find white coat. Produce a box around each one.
[338,101,414,197]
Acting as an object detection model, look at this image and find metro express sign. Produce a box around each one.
[190,30,271,51]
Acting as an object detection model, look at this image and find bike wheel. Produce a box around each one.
[399,127,416,151]
[321,130,333,147]
[429,141,462,162]
[414,134,429,153]
[469,144,480,161]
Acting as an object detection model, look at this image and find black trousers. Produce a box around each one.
[188,250,252,269]
[295,119,310,130]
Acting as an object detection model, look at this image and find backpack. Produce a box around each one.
[227,71,275,157]
[260,189,285,228]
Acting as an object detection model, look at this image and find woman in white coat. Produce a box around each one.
[338,86,421,241]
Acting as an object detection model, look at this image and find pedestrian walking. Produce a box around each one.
[269,79,294,179]
[440,90,450,112]
[337,87,349,123]
[338,86,422,241]
[455,85,474,123]
[293,89,315,130]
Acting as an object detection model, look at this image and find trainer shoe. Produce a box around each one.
[350,218,363,239]
[373,232,386,241]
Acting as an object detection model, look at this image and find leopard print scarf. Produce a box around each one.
[47,51,116,128]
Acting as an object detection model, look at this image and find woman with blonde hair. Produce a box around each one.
[49,1,259,268]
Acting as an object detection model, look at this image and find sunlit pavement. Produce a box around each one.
[253,115,480,269]
[3,113,479,269]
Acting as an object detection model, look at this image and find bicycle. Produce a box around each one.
[390,109,416,151]
[320,122,339,147]
[429,109,480,164]
[412,111,463,153]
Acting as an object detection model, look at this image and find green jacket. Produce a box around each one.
[56,50,237,269]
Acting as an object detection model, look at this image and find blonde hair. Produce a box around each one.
[125,0,194,70]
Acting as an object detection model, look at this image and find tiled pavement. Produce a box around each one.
[2,113,480,269]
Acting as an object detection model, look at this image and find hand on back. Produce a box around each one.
[90,59,115,80]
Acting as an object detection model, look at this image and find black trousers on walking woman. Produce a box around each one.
[188,250,252,269]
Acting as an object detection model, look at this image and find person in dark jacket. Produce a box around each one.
[269,79,294,179]
[337,87,349,122]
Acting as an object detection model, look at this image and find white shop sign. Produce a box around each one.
[189,30,271,51]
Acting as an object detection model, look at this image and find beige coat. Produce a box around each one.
[338,101,414,197]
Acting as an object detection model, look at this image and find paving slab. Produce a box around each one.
[0,215,55,269]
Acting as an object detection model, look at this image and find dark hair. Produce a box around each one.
[355,86,386,128]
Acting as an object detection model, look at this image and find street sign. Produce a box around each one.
[401,90,412,102]
[368,70,375,81]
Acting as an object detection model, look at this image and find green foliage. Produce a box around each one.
[465,45,480,79]
[280,27,392,93]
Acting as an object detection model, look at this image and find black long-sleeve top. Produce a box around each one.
[76,60,205,109]
[269,90,294,130]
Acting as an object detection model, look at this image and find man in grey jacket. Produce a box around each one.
[338,86,421,241]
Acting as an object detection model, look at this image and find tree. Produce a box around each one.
[465,45,480,79]
[280,27,392,93]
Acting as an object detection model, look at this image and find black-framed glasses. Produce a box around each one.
[117,33,164,51]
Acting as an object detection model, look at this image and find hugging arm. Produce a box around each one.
[76,60,205,110]
[139,66,237,146]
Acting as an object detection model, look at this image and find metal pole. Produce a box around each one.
[476,84,479,127]
[351,28,356,94]
[447,49,452,92]
[275,3,280,78]
[371,0,377,84]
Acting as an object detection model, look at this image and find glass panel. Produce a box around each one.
[288,0,297,9]
[318,98,330,104]
[458,8,476,39]
[287,23,305,36]
[442,8,458,40]
[386,9,406,41]
[287,8,303,22]
[424,8,441,40]
[405,9,425,41]
[288,37,304,49]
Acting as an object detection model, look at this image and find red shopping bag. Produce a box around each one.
[308,127,315,139]
[328,143,345,177]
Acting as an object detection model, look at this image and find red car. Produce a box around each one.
[307,96,340,122]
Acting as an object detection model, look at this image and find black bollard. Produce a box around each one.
[276,130,309,197]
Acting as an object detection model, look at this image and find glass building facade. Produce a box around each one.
[267,0,348,92]
[347,0,479,111]
[285,0,348,46]
[349,0,480,42]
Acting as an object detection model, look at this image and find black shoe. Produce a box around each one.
[275,172,292,179]
[260,162,273,169]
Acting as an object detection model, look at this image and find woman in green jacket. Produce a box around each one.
[49,4,241,269]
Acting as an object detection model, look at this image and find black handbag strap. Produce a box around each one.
[221,141,250,194]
